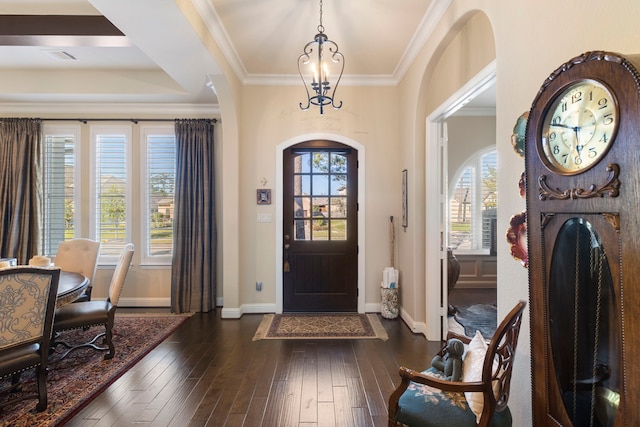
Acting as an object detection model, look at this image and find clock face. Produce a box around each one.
[541,79,618,175]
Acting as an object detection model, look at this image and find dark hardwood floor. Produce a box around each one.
[65,289,494,427]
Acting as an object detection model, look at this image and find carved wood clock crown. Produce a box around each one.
[525,51,640,426]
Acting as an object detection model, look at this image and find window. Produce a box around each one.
[141,126,175,264]
[449,148,497,253]
[292,150,348,241]
[43,123,176,265]
[91,126,131,260]
[43,125,81,256]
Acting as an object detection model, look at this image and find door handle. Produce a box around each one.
[283,241,291,272]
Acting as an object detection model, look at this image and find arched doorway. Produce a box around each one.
[275,133,366,314]
[282,140,358,312]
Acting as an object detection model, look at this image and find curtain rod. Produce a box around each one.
[38,118,217,124]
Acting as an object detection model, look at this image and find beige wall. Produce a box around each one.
[446,115,496,189]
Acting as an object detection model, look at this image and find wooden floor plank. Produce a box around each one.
[316,343,334,403]
[332,386,353,427]
[299,345,319,424]
[242,394,267,427]
[278,350,305,427]
[317,401,336,427]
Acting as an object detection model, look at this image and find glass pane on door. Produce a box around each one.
[293,150,349,241]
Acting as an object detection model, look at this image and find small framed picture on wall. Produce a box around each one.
[257,189,271,205]
[402,169,408,230]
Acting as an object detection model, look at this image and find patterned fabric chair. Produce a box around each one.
[54,238,100,302]
[0,267,61,412]
[53,243,134,360]
[388,301,526,427]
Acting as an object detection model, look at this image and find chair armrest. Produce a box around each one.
[388,366,489,426]
[398,366,487,393]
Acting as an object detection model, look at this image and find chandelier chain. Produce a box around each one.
[318,0,324,33]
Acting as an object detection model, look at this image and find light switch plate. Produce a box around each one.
[257,213,272,223]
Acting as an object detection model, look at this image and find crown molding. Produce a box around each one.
[393,0,453,83]
[0,102,220,117]
[242,73,398,87]
[191,0,248,83]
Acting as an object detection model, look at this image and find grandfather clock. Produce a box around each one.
[526,51,640,426]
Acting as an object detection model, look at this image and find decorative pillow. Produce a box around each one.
[462,330,488,423]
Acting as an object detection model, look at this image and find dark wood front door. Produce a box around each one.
[283,141,358,312]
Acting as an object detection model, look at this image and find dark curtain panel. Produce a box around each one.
[171,119,216,313]
[0,118,42,263]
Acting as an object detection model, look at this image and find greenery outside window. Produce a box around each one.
[91,126,131,261]
[449,148,497,253]
[141,126,175,264]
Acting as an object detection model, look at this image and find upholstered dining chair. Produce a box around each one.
[0,267,60,412]
[388,301,526,427]
[54,238,100,302]
[52,243,134,360]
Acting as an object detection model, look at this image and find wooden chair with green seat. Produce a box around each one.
[0,267,60,412]
[388,300,526,427]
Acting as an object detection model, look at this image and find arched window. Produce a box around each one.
[449,148,497,253]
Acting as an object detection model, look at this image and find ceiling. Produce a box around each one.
[0,0,494,112]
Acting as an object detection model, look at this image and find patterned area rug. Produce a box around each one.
[452,303,497,338]
[1,314,190,427]
[253,313,389,341]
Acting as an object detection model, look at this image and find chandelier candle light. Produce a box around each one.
[298,0,344,114]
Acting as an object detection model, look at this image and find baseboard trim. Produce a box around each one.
[118,296,224,310]
[400,307,426,335]
[119,297,170,307]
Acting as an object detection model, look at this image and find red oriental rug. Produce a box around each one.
[0,314,190,426]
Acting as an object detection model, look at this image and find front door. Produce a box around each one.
[283,140,358,312]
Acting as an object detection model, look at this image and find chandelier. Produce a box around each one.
[298,0,344,114]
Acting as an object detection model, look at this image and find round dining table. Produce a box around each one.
[56,271,89,307]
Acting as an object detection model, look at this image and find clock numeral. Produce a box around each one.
[550,131,557,142]
[561,154,569,164]
[561,102,568,113]
[553,145,560,155]
[603,113,614,125]
[600,133,608,143]
[571,91,583,104]
[598,98,609,110]
[588,147,598,158]
[574,156,583,165]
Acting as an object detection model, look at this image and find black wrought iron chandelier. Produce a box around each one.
[298,0,344,114]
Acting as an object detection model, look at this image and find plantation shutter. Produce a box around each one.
[95,133,127,257]
[43,133,76,255]
[145,133,176,258]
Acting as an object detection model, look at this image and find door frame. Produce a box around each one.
[424,61,496,340]
[275,133,366,314]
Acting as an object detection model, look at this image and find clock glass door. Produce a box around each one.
[549,217,620,426]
